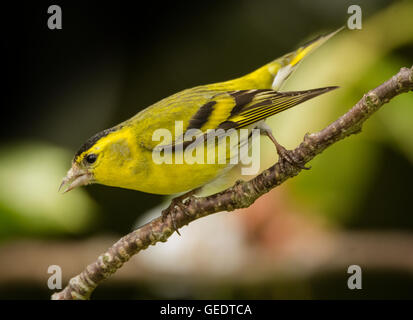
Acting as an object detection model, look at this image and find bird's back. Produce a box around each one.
[127,28,341,144]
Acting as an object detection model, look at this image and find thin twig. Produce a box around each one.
[52,66,413,300]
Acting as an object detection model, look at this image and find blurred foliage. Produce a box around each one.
[0,143,97,240]
[267,0,413,225]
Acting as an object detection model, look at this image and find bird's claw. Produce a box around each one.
[276,144,310,171]
[161,197,191,236]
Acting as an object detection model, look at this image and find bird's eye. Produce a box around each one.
[85,153,97,164]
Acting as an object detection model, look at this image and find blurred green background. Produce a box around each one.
[1,0,412,299]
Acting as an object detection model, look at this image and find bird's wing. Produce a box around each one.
[224,86,338,129]
[136,86,337,151]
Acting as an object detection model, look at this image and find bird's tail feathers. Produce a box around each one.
[244,27,344,90]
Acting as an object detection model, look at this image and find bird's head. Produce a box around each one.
[59,126,136,193]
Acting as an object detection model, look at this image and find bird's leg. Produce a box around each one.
[161,188,199,235]
[258,122,310,171]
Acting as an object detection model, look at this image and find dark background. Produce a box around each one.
[1,0,413,299]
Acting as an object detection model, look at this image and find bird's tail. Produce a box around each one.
[243,27,344,90]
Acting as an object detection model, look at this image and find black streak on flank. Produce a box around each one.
[74,127,119,160]
[187,101,216,130]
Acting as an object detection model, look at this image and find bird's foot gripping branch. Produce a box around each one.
[52,66,413,300]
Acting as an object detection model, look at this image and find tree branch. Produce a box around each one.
[52,66,413,300]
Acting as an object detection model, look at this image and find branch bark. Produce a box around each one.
[52,66,413,300]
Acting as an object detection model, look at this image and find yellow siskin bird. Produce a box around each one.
[60,29,341,218]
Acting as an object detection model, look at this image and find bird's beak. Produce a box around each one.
[59,164,92,193]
